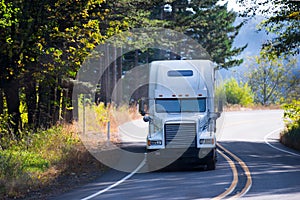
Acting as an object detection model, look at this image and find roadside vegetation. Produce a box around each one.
[224,51,299,111]
[224,78,254,108]
[280,100,300,151]
[0,103,139,198]
[0,122,96,198]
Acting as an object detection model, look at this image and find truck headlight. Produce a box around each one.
[148,140,163,146]
[199,138,215,145]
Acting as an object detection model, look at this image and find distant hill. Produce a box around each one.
[223,16,299,79]
[233,16,272,57]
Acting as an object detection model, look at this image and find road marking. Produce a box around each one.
[80,158,146,200]
[264,128,300,157]
[217,144,252,199]
[212,149,238,200]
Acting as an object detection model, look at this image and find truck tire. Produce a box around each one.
[206,149,216,170]
[206,158,216,170]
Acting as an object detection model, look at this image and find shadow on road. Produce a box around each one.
[219,141,300,198]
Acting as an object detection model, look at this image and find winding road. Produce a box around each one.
[52,110,300,200]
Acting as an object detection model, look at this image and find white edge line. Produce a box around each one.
[238,180,252,199]
[81,157,146,200]
[264,128,300,157]
[80,127,298,200]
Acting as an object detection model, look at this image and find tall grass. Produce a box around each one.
[78,102,140,145]
[0,124,80,198]
[0,103,139,198]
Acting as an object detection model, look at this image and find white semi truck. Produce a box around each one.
[139,60,222,171]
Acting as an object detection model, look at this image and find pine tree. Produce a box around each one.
[169,0,246,68]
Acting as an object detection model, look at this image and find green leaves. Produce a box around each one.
[224,78,254,106]
[282,100,300,140]
[172,0,246,68]
[245,53,299,105]
[238,0,300,56]
[0,0,19,28]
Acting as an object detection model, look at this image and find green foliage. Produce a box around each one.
[283,100,300,135]
[224,78,254,106]
[171,0,246,68]
[0,150,49,174]
[1,0,247,134]
[0,114,14,149]
[245,53,299,105]
[94,102,110,124]
[238,0,299,56]
[0,0,19,28]
[0,125,80,197]
[281,100,300,150]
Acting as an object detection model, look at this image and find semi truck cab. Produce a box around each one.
[139,60,221,171]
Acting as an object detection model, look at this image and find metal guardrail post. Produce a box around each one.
[107,121,110,145]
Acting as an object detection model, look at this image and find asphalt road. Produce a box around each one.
[52,110,300,200]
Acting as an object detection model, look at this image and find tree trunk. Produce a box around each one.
[110,46,117,104]
[62,86,74,123]
[116,47,122,105]
[106,45,111,104]
[37,81,52,129]
[51,79,61,124]
[0,88,3,115]
[3,80,21,137]
[134,49,139,67]
[24,78,37,126]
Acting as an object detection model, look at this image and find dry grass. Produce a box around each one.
[224,104,281,111]
[78,103,140,146]
[0,104,141,199]
[0,123,106,199]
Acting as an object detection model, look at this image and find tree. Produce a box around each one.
[245,53,299,105]
[224,78,254,106]
[93,0,247,105]
[169,0,246,68]
[0,0,22,134]
[237,0,300,56]
[0,0,109,134]
[109,0,246,69]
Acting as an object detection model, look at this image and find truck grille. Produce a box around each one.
[165,123,196,148]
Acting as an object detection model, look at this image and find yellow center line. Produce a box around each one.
[218,143,252,199]
[212,149,238,200]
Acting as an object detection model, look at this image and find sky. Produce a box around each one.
[218,0,246,12]
[220,0,281,14]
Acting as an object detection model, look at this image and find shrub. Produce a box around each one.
[281,100,300,150]
[224,78,254,107]
[0,114,15,150]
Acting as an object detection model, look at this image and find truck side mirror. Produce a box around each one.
[143,116,151,122]
[209,112,220,120]
[138,98,146,116]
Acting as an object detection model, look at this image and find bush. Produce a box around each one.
[224,78,254,107]
[0,114,15,150]
[0,125,80,198]
[280,100,300,150]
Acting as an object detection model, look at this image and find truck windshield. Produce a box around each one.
[155,98,206,113]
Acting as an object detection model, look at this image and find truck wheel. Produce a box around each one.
[206,149,216,170]
[206,159,216,170]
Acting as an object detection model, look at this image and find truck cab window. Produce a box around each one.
[155,98,206,113]
[156,99,180,113]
